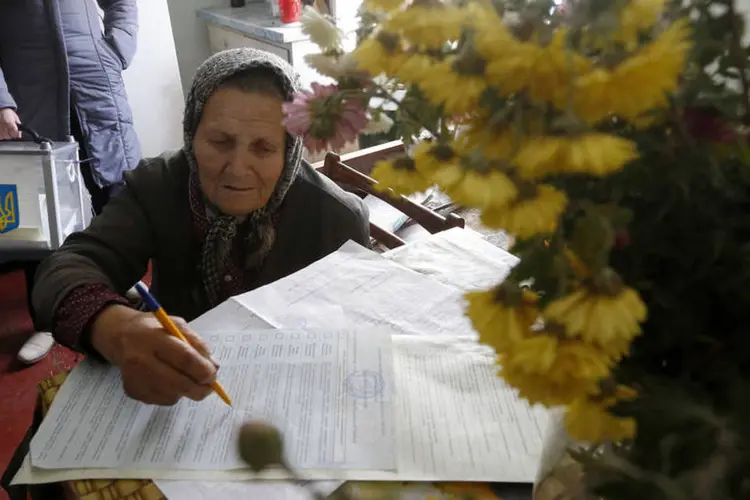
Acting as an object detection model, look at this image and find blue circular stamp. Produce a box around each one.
[345,370,385,399]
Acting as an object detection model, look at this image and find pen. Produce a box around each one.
[134,282,233,406]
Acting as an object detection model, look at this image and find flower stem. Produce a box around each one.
[369,81,441,139]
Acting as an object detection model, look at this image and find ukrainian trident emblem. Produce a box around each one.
[0,184,19,234]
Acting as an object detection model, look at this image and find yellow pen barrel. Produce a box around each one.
[153,307,233,406]
[154,308,189,343]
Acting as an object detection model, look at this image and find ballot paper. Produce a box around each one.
[235,240,478,342]
[29,329,395,473]
[17,336,548,484]
[150,296,350,500]
[392,336,547,481]
[384,227,519,292]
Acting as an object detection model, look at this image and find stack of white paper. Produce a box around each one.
[29,330,396,473]
[18,336,547,484]
[15,236,549,491]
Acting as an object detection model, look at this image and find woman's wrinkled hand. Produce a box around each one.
[90,305,218,406]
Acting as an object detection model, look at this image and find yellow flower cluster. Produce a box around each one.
[570,20,692,124]
[465,274,644,442]
[349,0,690,445]
[356,1,690,245]
[611,0,668,50]
[565,385,638,442]
[371,156,432,196]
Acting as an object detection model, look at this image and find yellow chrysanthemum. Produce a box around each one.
[371,157,432,196]
[499,338,613,407]
[411,141,456,173]
[453,169,518,209]
[514,134,639,179]
[385,3,466,49]
[613,0,666,50]
[481,185,567,239]
[455,123,517,161]
[352,31,407,76]
[565,388,637,443]
[571,19,692,124]
[415,143,519,210]
[564,68,610,124]
[544,283,647,359]
[419,60,487,116]
[502,334,560,374]
[391,53,437,85]
[470,3,519,61]
[465,284,539,352]
[450,169,519,211]
[610,19,691,110]
[425,157,465,188]
[486,30,592,105]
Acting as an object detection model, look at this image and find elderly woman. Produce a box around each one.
[32,49,369,405]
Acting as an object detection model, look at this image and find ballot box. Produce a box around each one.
[0,138,92,256]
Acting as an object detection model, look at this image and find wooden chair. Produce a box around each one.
[318,145,465,249]
[310,139,405,175]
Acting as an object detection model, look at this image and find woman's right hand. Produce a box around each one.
[90,305,218,406]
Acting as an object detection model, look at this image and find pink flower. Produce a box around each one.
[282,82,368,153]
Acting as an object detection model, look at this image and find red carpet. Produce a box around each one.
[0,269,80,500]
[0,265,151,500]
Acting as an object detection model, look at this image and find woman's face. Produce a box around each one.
[193,88,286,216]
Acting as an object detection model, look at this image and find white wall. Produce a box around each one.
[165,0,218,96]
[122,0,185,157]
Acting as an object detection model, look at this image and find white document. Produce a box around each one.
[395,223,431,244]
[364,195,411,233]
[188,298,277,333]
[154,480,343,500]
[384,227,519,292]
[391,336,548,481]
[16,336,547,484]
[235,240,478,343]
[29,329,396,473]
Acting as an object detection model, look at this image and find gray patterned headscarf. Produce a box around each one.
[183,48,304,307]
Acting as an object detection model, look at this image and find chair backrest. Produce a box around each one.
[310,139,405,174]
[318,146,465,249]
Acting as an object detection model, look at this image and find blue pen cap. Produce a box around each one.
[134,282,160,312]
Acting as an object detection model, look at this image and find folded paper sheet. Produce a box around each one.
[383,227,519,292]
[235,240,478,342]
[29,330,396,472]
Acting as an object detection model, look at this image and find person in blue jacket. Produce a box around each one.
[0,0,141,364]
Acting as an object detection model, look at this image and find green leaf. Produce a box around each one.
[568,207,614,272]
